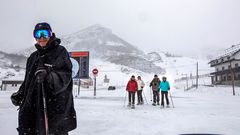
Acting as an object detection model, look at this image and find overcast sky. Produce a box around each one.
[1,0,240,56]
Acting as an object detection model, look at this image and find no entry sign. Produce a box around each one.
[92,68,98,76]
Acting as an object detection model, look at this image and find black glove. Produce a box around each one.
[35,67,48,83]
[11,91,23,106]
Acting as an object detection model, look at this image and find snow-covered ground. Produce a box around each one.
[1,85,240,135]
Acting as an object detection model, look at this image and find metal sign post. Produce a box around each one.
[94,76,96,96]
[230,60,235,96]
[92,68,98,97]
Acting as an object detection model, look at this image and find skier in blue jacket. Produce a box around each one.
[159,76,170,108]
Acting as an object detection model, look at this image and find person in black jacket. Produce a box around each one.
[11,22,77,135]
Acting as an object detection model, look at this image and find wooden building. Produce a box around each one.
[209,45,240,86]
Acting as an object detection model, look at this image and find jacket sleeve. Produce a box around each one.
[11,81,25,106]
[168,82,170,90]
[11,57,30,106]
[149,80,153,87]
[126,81,129,91]
[19,57,31,94]
[46,47,73,95]
[142,81,145,88]
[135,81,138,90]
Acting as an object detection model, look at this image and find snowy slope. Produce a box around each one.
[0,51,26,81]
[0,67,24,80]
[0,51,26,69]
[88,52,214,92]
[155,52,213,77]
[144,51,214,89]
[89,58,159,87]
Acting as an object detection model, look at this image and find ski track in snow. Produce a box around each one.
[1,86,240,135]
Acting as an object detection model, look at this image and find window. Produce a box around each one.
[234,74,238,80]
[228,65,231,69]
[227,56,230,60]
[216,68,219,72]
[227,75,231,81]
[221,58,224,62]
[222,67,225,70]
[235,63,239,68]
[223,76,226,81]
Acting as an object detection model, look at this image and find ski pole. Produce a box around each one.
[149,86,153,102]
[142,90,148,104]
[41,83,49,135]
[169,91,175,108]
[123,91,127,107]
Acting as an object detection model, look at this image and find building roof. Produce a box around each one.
[209,44,240,64]
[2,76,24,81]
[216,44,240,59]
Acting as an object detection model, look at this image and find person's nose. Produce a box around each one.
[40,37,45,40]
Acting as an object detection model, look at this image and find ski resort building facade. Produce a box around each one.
[1,80,23,91]
[209,45,240,86]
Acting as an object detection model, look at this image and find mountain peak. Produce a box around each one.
[81,24,112,34]
[86,24,109,30]
[62,24,112,40]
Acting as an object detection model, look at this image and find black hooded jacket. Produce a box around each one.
[13,35,77,135]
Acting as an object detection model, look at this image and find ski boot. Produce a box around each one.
[152,102,156,106]
[131,104,135,109]
[166,105,170,108]
[127,102,131,107]
[157,102,160,105]
[160,105,164,109]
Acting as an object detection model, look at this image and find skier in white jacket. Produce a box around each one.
[136,76,145,105]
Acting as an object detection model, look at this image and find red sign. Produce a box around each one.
[71,52,89,57]
[92,68,98,75]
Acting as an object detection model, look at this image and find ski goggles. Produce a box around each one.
[34,29,51,39]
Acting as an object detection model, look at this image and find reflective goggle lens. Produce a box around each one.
[34,29,51,39]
